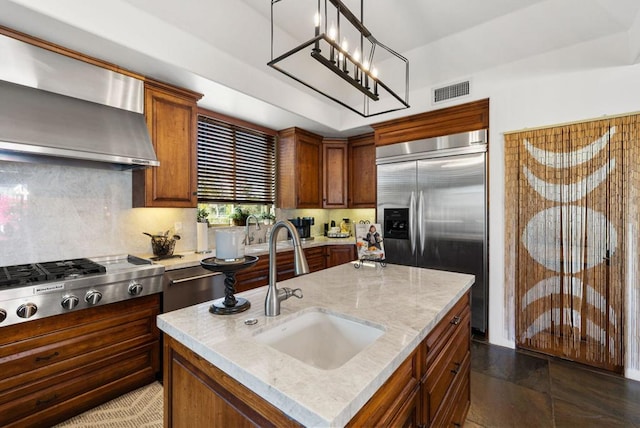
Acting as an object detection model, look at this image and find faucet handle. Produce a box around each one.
[282,287,303,299]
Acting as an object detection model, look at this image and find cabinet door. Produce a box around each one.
[296,132,323,208]
[326,245,356,268]
[349,133,376,208]
[277,128,322,208]
[133,83,199,207]
[323,140,348,208]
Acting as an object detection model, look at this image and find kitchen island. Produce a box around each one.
[157,262,473,427]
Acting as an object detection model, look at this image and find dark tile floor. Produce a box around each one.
[466,340,640,428]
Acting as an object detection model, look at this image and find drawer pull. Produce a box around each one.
[170,272,217,284]
[450,362,461,375]
[35,351,60,362]
[450,315,461,325]
[453,423,462,427]
[36,394,58,406]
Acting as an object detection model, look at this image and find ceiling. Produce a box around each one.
[1,0,639,137]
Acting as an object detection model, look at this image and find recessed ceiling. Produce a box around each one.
[1,0,639,136]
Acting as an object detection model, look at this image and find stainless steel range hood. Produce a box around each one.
[0,34,159,170]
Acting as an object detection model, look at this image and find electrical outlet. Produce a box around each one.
[174,222,183,232]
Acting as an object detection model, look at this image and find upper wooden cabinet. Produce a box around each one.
[372,99,489,147]
[323,139,348,208]
[133,81,202,208]
[348,133,376,208]
[277,127,323,209]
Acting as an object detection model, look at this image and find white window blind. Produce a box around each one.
[197,115,276,203]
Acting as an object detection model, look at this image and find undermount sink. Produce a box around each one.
[253,308,385,370]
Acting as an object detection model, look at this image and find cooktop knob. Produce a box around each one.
[0,308,6,323]
[85,290,102,305]
[128,280,143,296]
[61,294,80,310]
[17,302,37,319]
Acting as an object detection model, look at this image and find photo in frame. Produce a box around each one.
[355,223,385,260]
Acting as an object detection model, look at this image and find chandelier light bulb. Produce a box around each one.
[341,38,348,52]
[328,23,337,41]
[362,60,370,71]
[314,12,320,27]
[353,47,361,63]
[372,67,379,79]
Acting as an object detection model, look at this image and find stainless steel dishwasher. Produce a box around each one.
[162,265,225,312]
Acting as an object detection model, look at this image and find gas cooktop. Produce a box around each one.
[0,255,164,327]
[0,258,106,288]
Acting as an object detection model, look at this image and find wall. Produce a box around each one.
[468,59,640,380]
[0,161,200,265]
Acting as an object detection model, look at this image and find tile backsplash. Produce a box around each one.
[0,161,376,266]
[0,161,197,265]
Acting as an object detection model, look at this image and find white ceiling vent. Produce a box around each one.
[432,80,471,104]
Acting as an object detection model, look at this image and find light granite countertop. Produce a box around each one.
[148,236,356,271]
[157,262,474,427]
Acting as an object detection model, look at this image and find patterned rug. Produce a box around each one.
[54,382,163,428]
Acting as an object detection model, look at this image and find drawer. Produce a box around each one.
[0,306,158,390]
[347,351,419,427]
[429,353,470,428]
[424,310,470,422]
[0,342,158,426]
[304,247,326,272]
[424,292,470,370]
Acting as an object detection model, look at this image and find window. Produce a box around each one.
[197,110,276,225]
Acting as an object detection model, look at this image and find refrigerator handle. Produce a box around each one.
[418,191,425,255]
[409,191,416,254]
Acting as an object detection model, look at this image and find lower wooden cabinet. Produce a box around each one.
[350,291,471,427]
[326,244,357,267]
[422,292,471,426]
[0,295,161,427]
[164,336,301,427]
[162,292,471,427]
[235,245,355,292]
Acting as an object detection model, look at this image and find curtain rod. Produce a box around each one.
[503,110,640,135]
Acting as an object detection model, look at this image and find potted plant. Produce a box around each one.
[230,207,249,226]
[197,208,209,224]
[261,212,276,225]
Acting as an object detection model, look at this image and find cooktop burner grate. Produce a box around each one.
[0,258,106,287]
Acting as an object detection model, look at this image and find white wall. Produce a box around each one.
[460,54,640,379]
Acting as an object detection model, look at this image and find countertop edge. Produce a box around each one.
[158,264,474,427]
[148,236,356,271]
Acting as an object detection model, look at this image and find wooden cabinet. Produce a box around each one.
[0,295,161,427]
[133,80,202,208]
[278,128,376,209]
[165,335,302,427]
[163,292,471,427]
[421,292,471,427]
[277,127,323,208]
[371,99,489,147]
[234,247,325,293]
[347,351,420,427]
[326,245,357,268]
[348,133,376,208]
[323,139,348,208]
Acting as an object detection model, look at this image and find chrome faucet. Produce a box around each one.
[244,214,261,245]
[265,220,309,316]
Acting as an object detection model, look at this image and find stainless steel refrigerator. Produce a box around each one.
[376,130,488,334]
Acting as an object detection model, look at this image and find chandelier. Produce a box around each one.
[268,0,410,118]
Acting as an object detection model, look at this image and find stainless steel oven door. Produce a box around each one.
[162,266,224,312]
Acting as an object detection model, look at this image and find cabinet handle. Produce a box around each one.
[36,393,58,406]
[170,272,217,284]
[450,315,461,325]
[453,423,462,427]
[35,351,59,362]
